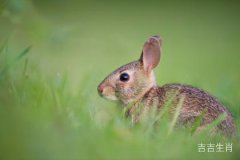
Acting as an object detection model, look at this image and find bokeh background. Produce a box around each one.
[0,0,240,159]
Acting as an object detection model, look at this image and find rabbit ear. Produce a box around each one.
[140,35,161,72]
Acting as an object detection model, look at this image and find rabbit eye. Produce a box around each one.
[119,73,129,82]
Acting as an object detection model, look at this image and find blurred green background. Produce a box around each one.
[0,0,240,159]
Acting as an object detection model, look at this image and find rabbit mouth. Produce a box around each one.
[103,95,118,101]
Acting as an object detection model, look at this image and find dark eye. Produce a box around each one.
[119,73,129,82]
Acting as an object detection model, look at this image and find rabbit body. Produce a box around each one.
[129,84,235,136]
[98,36,235,136]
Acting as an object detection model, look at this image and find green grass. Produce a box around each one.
[0,0,240,159]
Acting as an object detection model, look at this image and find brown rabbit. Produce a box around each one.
[97,35,236,136]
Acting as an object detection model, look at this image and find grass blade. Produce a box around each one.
[0,45,31,77]
[15,46,32,61]
[202,112,227,135]
[190,108,207,135]
[168,95,185,135]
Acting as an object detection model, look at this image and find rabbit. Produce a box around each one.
[97,35,236,136]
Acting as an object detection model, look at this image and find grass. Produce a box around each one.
[0,0,240,160]
[0,40,239,160]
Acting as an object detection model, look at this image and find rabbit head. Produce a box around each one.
[98,36,162,105]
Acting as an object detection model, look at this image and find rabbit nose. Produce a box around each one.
[98,84,105,94]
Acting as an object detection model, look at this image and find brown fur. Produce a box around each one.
[98,36,236,136]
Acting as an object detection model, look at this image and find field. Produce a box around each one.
[0,0,240,159]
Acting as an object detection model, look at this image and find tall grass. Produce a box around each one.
[0,43,239,160]
[1,0,240,159]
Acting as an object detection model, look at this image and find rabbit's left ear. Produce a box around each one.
[140,35,161,72]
